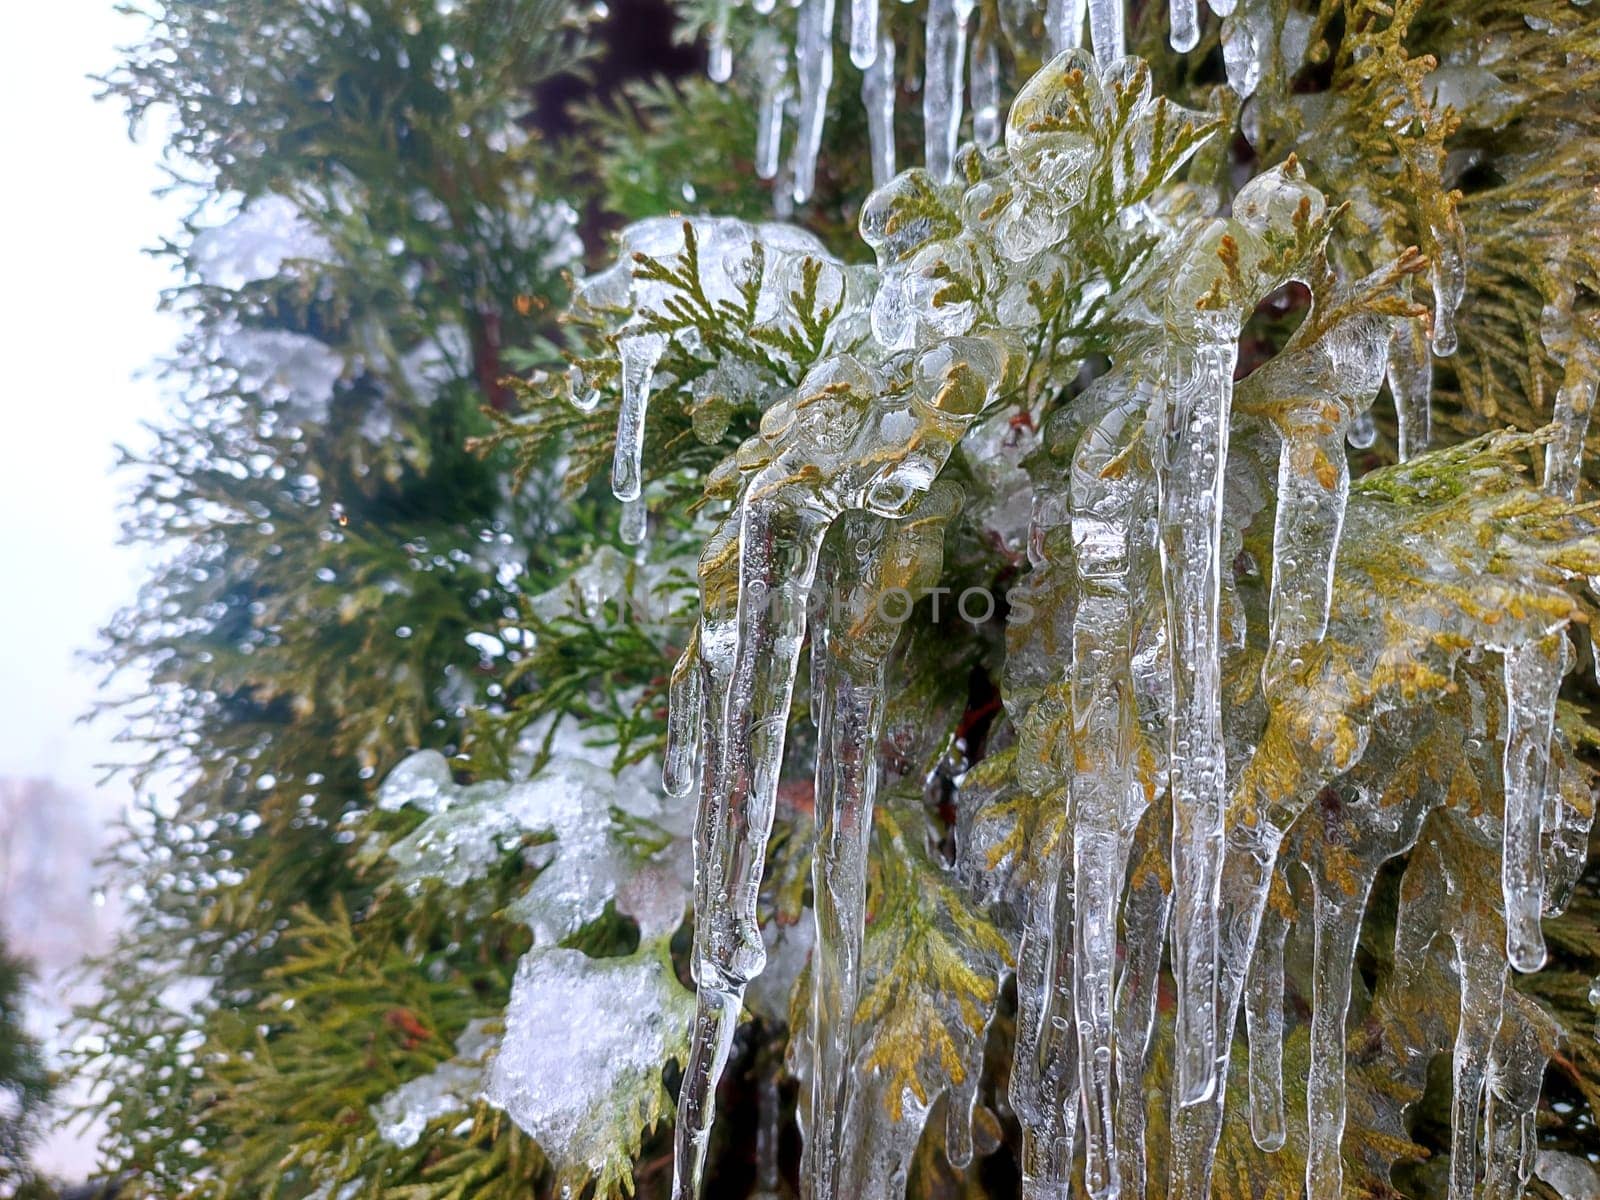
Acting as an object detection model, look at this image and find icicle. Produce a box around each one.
[1243,889,1288,1152]
[1208,0,1236,15]
[1347,407,1376,449]
[1429,207,1467,357]
[1087,0,1125,66]
[970,26,1002,148]
[1305,784,1437,1200]
[804,515,892,1200]
[792,0,837,204]
[1112,807,1171,1200]
[753,1062,784,1200]
[1389,316,1432,462]
[1008,488,1080,1200]
[707,3,734,83]
[923,0,972,183]
[755,37,792,182]
[1016,861,1080,1200]
[1500,635,1563,974]
[1264,409,1348,692]
[1068,390,1150,1200]
[612,331,668,502]
[664,632,703,798]
[1449,935,1508,1200]
[1221,0,1272,99]
[1483,999,1553,1200]
[1169,0,1200,52]
[567,362,601,412]
[673,497,832,1200]
[1305,880,1369,1200]
[1156,307,1240,1108]
[620,495,648,545]
[1590,976,1600,1041]
[944,1069,980,1169]
[1543,341,1598,501]
[1046,0,1087,54]
[850,0,879,68]
[1259,312,1386,692]
[862,29,897,187]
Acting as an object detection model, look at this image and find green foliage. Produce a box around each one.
[80,0,1600,1197]
[0,936,53,1194]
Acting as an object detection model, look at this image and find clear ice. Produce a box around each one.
[551,44,1600,1200]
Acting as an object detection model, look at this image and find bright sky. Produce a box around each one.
[0,1,180,803]
[0,3,183,1178]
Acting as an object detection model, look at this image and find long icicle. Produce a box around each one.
[1068,391,1149,1200]
[1244,887,1288,1152]
[970,20,1002,148]
[1046,0,1088,54]
[1029,845,1082,1199]
[805,531,888,1200]
[1499,635,1563,974]
[674,494,833,1200]
[1087,0,1125,65]
[923,0,972,183]
[1157,308,1240,1109]
[1448,930,1508,1200]
[1482,997,1553,1200]
[755,36,792,182]
[862,27,897,187]
[1304,874,1371,1200]
[1112,804,1171,1200]
[792,0,837,203]
[804,495,952,1200]
[1264,409,1348,691]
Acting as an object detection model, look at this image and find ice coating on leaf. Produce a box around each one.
[483,945,695,1197]
[371,1018,496,1149]
[380,748,690,944]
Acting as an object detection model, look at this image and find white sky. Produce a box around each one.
[0,1,181,802]
[0,2,184,1179]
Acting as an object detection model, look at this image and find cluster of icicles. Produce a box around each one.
[722,0,1290,208]
[564,49,1600,1200]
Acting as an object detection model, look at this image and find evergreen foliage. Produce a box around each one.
[76,0,1600,1198]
